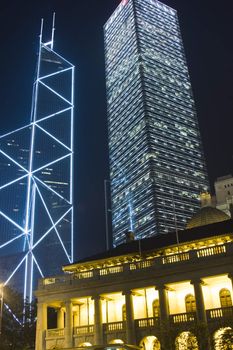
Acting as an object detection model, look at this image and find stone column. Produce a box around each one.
[35,302,47,350]
[64,300,73,348]
[157,285,169,323]
[57,308,64,329]
[156,285,170,350]
[92,295,103,345]
[73,311,79,328]
[191,280,210,350]
[191,279,207,323]
[123,290,136,345]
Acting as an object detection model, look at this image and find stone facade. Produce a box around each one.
[215,175,233,216]
[35,222,233,350]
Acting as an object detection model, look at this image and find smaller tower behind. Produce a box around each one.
[215,175,233,217]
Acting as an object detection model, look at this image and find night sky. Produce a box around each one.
[0,0,233,261]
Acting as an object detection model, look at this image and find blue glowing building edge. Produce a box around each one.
[0,15,74,301]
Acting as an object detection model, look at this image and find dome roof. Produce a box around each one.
[186,206,230,229]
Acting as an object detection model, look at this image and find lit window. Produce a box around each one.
[185,294,196,313]
[152,299,160,318]
[219,289,232,308]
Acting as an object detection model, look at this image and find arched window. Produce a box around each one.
[122,304,126,321]
[152,299,160,318]
[185,294,196,313]
[219,288,232,308]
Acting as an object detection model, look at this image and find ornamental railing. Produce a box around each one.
[130,260,153,270]
[44,307,233,339]
[100,266,123,276]
[197,245,226,258]
[46,328,64,338]
[135,317,160,328]
[170,312,196,324]
[73,271,94,279]
[73,325,94,335]
[41,242,231,288]
[162,252,189,264]
[206,306,233,321]
[104,321,125,332]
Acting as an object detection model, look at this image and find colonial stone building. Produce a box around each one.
[35,208,233,350]
[215,175,233,216]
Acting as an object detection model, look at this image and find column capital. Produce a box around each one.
[122,289,133,296]
[155,284,169,291]
[37,301,47,306]
[91,294,102,301]
[190,278,206,286]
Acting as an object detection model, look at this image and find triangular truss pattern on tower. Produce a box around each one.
[0,17,74,302]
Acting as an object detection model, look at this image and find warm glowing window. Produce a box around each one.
[152,299,160,318]
[219,289,232,308]
[185,294,196,313]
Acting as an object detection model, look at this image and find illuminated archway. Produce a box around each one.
[109,339,124,345]
[140,336,161,350]
[175,331,199,350]
[78,343,92,347]
[214,327,233,350]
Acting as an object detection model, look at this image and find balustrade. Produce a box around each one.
[100,266,123,275]
[73,271,93,279]
[162,252,189,264]
[197,244,226,258]
[41,242,233,288]
[73,325,94,335]
[206,306,233,321]
[170,312,196,324]
[104,321,125,332]
[130,260,153,270]
[45,306,233,342]
[46,328,64,338]
[135,317,159,328]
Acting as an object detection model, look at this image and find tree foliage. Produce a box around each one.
[175,331,199,350]
[0,286,36,350]
[215,327,233,350]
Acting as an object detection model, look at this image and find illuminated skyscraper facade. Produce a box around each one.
[104,0,209,246]
[0,20,74,300]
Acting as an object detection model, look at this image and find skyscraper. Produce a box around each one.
[0,18,74,301]
[104,0,209,246]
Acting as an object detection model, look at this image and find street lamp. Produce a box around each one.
[0,283,3,335]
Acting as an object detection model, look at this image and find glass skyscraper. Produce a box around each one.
[0,21,74,300]
[104,0,209,246]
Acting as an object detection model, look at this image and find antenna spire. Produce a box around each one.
[39,18,44,45]
[51,12,56,49]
